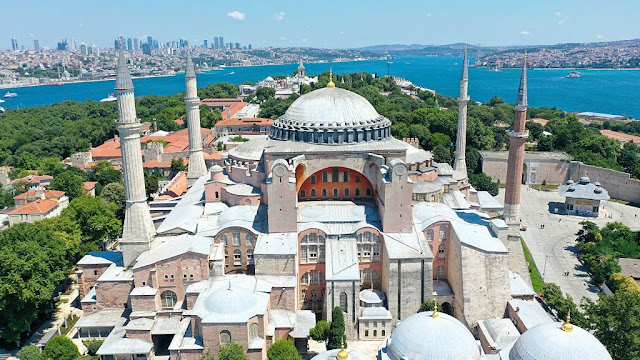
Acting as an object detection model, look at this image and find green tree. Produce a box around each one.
[38,157,66,176]
[49,170,85,199]
[42,336,78,360]
[583,289,640,360]
[200,105,222,128]
[465,147,481,174]
[100,182,126,222]
[327,307,346,350]
[0,186,15,209]
[61,196,121,252]
[540,283,586,327]
[18,345,41,360]
[432,144,452,164]
[487,95,505,107]
[536,135,555,151]
[526,122,544,141]
[90,161,122,188]
[171,158,187,172]
[256,87,276,102]
[468,173,499,196]
[84,339,104,356]
[418,300,437,313]
[309,320,330,342]
[267,339,301,360]
[16,152,39,170]
[218,344,248,360]
[144,170,163,198]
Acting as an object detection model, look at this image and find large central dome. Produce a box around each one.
[269,87,392,144]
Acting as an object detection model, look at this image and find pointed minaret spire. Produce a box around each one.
[115,43,156,267]
[184,43,207,185]
[453,44,470,174]
[503,51,529,224]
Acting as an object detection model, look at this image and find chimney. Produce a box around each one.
[153,118,158,132]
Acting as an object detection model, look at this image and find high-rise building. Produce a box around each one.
[134,38,139,50]
[71,38,77,51]
[33,40,40,51]
[219,36,224,48]
[127,38,133,51]
[503,52,529,224]
[213,36,219,49]
[453,45,469,175]
[57,39,68,51]
[147,36,153,46]
[11,38,18,51]
[235,42,240,49]
[204,39,208,49]
[248,44,252,50]
[114,47,156,267]
[80,42,88,55]
[141,43,152,55]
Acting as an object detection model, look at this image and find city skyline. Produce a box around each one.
[2,0,640,50]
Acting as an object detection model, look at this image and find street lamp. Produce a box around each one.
[542,255,548,282]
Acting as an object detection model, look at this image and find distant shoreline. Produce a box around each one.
[474,66,640,71]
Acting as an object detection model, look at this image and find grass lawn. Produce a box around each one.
[521,238,544,293]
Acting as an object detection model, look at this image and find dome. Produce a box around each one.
[385,311,481,360]
[311,349,373,360]
[269,87,392,144]
[579,176,591,184]
[509,321,612,360]
[359,289,386,304]
[203,285,255,315]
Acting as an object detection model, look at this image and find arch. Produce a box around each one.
[439,225,448,241]
[366,188,372,196]
[244,198,252,205]
[322,188,328,197]
[298,166,374,201]
[233,249,242,265]
[160,290,177,309]
[441,302,453,315]
[215,191,219,199]
[382,330,386,336]
[311,188,317,197]
[246,233,254,246]
[339,292,348,312]
[300,189,306,198]
[438,244,446,259]
[355,188,360,196]
[374,330,377,337]
[219,234,228,246]
[249,323,259,339]
[220,330,231,345]
[333,188,339,197]
[426,229,434,242]
[365,330,369,337]
[344,188,350,197]
[295,163,306,192]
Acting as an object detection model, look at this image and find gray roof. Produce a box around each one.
[558,177,610,201]
[77,251,123,267]
[97,327,153,355]
[359,289,386,304]
[289,310,317,338]
[360,307,392,320]
[98,264,133,282]
[225,183,261,196]
[325,238,360,281]
[433,279,454,296]
[151,317,182,335]
[509,321,612,360]
[81,287,96,304]
[254,233,297,255]
[618,258,640,279]
[509,271,536,298]
[114,48,133,91]
[185,46,196,79]
[413,179,445,194]
[441,190,470,210]
[133,233,212,269]
[516,57,527,109]
[298,201,379,224]
[479,151,572,162]
[156,175,206,235]
[478,318,520,351]
[125,318,154,331]
[129,286,158,296]
[477,191,504,211]
[508,299,554,330]
[383,231,430,260]
[75,309,126,329]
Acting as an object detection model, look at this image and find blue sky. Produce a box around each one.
[2,0,639,50]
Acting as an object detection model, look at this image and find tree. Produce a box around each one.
[267,339,301,360]
[49,170,85,199]
[38,157,66,176]
[465,147,481,174]
[42,336,79,360]
[61,196,121,252]
[418,300,437,313]
[526,122,544,141]
[144,170,163,198]
[583,290,640,360]
[432,145,452,164]
[100,182,126,221]
[90,161,122,188]
[200,105,222,128]
[468,173,499,196]
[487,95,505,107]
[84,339,104,356]
[256,87,276,102]
[16,152,39,170]
[327,307,346,350]
[218,344,248,360]
[171,158,187,172]
[18,345,41,360]
[536,135,555,151]
[0,186,15,209]
[540,283,586,327]
[309,320,330,342]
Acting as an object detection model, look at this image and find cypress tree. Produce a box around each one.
[327,307,347,350]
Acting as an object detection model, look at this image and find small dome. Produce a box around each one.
[566,179,574,185]
[386,312,481,360]
[311,349,373,360]
[579,176,591,184]
[509,322,612,360]
[359,289,386,304]
[210,165,223,172]
[203,285,255,315]
[594,181,601,187]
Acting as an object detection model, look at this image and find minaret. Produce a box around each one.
[503,52,529,224]
[184,44,207,185]
[453,45,469,174]
[115,44,156,267]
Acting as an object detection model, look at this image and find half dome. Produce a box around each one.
[269,87,392,144]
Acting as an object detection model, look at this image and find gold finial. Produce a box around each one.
[432,301,439,318]
[561,310,574,332]
[337,336,349,360]
[327,68,335,88]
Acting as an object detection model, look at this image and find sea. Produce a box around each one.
[2,56,639,118]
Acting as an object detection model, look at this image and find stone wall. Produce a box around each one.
[254,254,296,276]
[568,161,640,203]
[78,263,112,298]
[481,155,570,185]
[95,281,133,310]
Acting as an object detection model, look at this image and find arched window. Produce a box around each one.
[300,189,306,197]
[161,290,177,309]
[247,250,254,264]
[357,231,380,262]
[301,272,309,285]
[382,330,386,336]
[427,229,435,242]
[339,292,348,312]
[322,188,328,197]
[322,171,328,183]
[355,188,361,196]
[234,250,242,265]
[232,230,241,246]
[439,225,448,241]
[215,191,219,199]
[311,289,318,300]
[220,330,231,345]
[246,234,254,246]
[438,244,446,259]
[365,330,369,337]
[344,188,350,197]
[311,175,316,184]
[374,330,377,337]
[301,289,307,301]
[355,175,361,183]
[333,188,339,197]
[311,188,317,197]
[343,171,349,182]
[436,266,445,279]
[366,188,372,196]
[220,234,228,246]
[249,323,259,339]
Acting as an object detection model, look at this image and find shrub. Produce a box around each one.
[18,345,41,360]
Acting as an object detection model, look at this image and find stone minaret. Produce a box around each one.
[503,52,529,224]
[453,45,469,174]
[115,46,156,267]
[184,45,207,185]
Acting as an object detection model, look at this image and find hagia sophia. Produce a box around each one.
[72,45,613,360]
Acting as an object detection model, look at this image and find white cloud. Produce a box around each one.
[274,11,286,21]
[339,31,345,35]
[554,12,561,17]
[280,37,286,41]
[557,19,566,25]
[227,11,246,21]
[426,13,432,17]
[520,30,531,37]
[301,38,308,42]
[596,34,605,40]
[28,33,35,38]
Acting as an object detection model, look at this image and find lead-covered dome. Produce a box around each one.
[509,321,612,360]
[384,311,481,360]
[269,87,392,144]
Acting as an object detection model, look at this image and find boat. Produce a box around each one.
[4,92,17,98]
[565,71,582,78]
[0,107,5,113]
[100,93,117,103]
[229,71,235,75]
[0,99,4,103]
[490,67,501,72]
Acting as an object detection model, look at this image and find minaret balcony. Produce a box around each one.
[507,130,529,138]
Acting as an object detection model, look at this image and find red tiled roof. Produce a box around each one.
[156,172,188,199]
[531,118,549,126]
[11,175,54,185]
[13,189,65,201]
[600,129,640,143]
[143,159,189,169]
[204,151,224,160]
[200,98,244,105]
[215,118,273,127]
[85,162,122,171]
[220,102,247,120]
[9,199,59,215]
[83,182,98,191]
[91,138,122,158]
[175,119,185,125]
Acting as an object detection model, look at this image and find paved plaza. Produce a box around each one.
[497,185,640,303]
